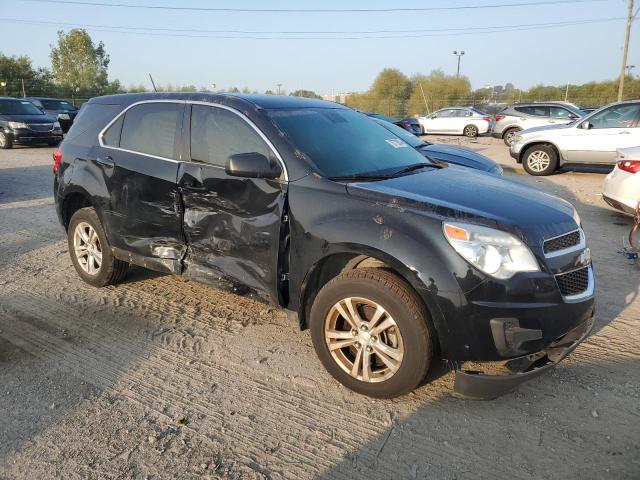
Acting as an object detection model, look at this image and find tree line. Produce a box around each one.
[1,28,638,112]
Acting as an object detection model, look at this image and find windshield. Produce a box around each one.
[563,103,586,117]
[268,108,429,177]
[370,117,425,148]
[40,99,77,111]
[0,99,45,116]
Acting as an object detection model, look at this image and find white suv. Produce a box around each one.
[510,100,640,175]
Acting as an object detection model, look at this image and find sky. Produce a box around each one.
[0,0,638,95]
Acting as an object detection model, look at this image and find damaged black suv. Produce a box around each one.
[54,93,595,399]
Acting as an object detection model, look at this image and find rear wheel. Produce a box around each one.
[463,125,478,138]
[310,268,432,398]
[522,145,558,176]
[0,131,12,149]
[67,207,129,287]
[502,128,520,146]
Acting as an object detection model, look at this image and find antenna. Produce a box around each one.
[148,73,158,92]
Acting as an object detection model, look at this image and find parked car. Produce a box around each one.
[493,102,586,146]
[602,146,640,216]
[370,117,503,175]
[396,117,423,135]
[55,93,595,399]
[27,97,79,132]
[418,107,492,138]
[510,100,640,175]
[0,97,63,149]
[363,112,422,135]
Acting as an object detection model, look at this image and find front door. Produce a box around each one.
[97,101,186,272]
[177,103,287,304]
[564,103,640,164]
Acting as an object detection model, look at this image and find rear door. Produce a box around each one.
[177,103,287,304]
[97,101,186,272]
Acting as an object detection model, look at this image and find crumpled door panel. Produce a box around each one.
[178,163,286,304]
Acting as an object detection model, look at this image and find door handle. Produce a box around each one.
[95,156,115,168]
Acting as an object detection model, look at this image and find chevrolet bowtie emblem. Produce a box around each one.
[579,248,592,266]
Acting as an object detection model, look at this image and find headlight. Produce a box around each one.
[58,113,70,120]
[514,135,524,143]
[443,222,540,279]
[7,121,28,129]
[53,121,61,129]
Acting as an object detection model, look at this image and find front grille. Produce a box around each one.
[28,123,54,132]
[543,230,581,254]
[555,266,589,296]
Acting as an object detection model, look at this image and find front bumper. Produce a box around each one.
[6,127,62,144]
[453,315,594,399]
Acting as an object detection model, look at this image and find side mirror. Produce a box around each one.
[226,152,282,179]
[580,121,592,130]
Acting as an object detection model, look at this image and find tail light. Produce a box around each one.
[483,117,493,123]
[401,121,410,127]
[52,147,62,174]
[495,115,506,122]
[617,159,640,174]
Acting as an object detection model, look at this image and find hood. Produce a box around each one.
[520,122,576,136]
[420,143,499,173]
[0,113,56,123]
[346,167,577,247]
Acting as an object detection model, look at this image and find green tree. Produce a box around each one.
[50,29,110,95]
[0,52,54,97]
[369,68,411,117]
[407,70,471,115]
[290,89,322,99]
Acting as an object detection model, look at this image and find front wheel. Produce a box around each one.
[463,125,478,138]
[67,207,130,287]
[503,128,520,146]
[0,131,12,149]
[310,268,433,398]
[522,145,558,176]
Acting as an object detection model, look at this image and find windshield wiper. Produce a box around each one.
[390,162,443,177]
[328,173,394,181]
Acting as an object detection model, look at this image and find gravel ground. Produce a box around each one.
[0,137,638,480]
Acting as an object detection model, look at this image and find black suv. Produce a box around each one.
[27,97,80,132]
[54,93,595,399]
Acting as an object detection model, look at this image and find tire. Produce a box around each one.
[309,268,433,398]
[0,131,12,149]
[463,124,478,138]
[522,144,558,176]
[502,128,520,147]
[67,207,130,287]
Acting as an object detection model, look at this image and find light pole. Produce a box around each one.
[626,65,636,77]
[276,83,282,95]
[453,51,465,78]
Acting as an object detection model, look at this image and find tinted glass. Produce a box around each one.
[268,108,427,177]
[435,110,451,118]
[120,103,183,159]
[516,106,549,117]
[190,105,272,167]
[0,99,44,115]
[102,115,123,147]
[550,106,574,118]
[41,99,77,111]
[588,104,640,129]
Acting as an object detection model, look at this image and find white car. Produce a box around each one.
[602,146,640,216]
[418,107,492,138]
[510,100,640,175]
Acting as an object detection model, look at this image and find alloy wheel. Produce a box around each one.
[527,150,551,173]
[73,221,103,275]
[324,297,404,383]
[464,126,477,137]
[505,131,516,145]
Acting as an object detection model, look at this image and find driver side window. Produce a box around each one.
[588,104,640,129]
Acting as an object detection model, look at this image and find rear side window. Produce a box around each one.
[119,103,183,159]
[102,116,123,147]
[515,106,549,117]
[190,105,273,167]
[550,106,573,118]
[65,103,122,147]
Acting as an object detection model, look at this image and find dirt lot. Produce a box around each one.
[0,137,638,480]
